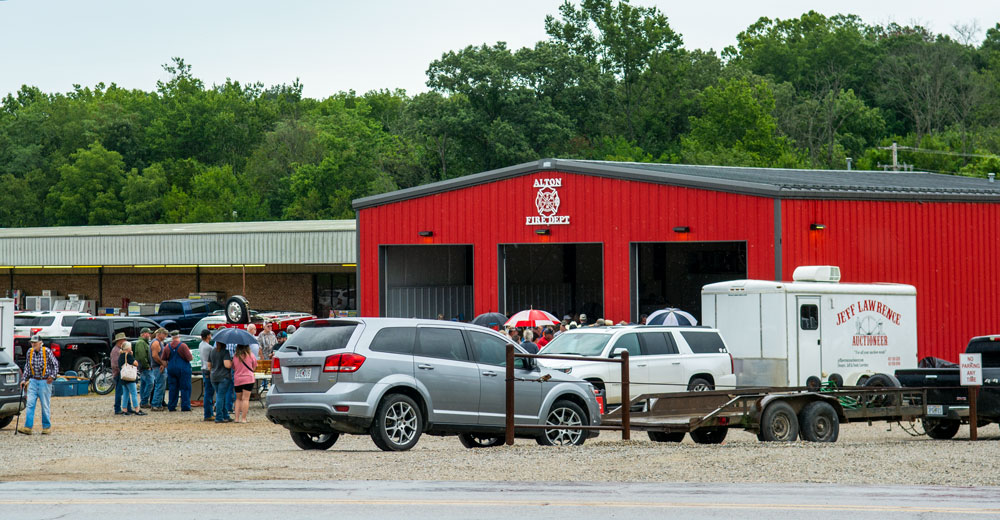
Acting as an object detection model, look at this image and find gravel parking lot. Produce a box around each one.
[2,394,998,485]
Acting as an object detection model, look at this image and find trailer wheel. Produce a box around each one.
[862,373,901,407]
[922,418,960,440]
[689,426,728,444]
[798,401,839,442]
[648,431,685,443]
[760,401,799,442]
[828,373,844,388]
[805,376,821,390]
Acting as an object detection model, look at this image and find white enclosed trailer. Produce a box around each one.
[701,266,917,387]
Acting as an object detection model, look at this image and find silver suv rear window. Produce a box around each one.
[284,322,357,352]
[680,331,728,354]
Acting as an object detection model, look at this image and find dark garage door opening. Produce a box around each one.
[380,245,473,320]
[500,243,603,320]
[632,242,746,322]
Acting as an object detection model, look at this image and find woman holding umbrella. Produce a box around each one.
[232,343,258,423]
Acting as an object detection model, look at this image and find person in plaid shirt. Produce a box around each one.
[18,335,59,435]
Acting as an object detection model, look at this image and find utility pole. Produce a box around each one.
[877,141,912,172]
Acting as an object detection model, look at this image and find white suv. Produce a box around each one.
[539,326,736,406]
[13,311,90,338]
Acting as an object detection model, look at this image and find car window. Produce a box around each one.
[469,331,511,366]
[34,316,55,327]
[640,332,678,355]
[284,322,357,352]
[72,319,109,337]
[114,320,138,339]
[416,327,470,361]
[206,301,224,312]
[190,302,208,314]
[158,302,183,315]
[369,327,416,355]
[15,315,39,326]
[542,333,612,356]
[680,331,729,354]
[61,315,82,328]
[612,333,642,357]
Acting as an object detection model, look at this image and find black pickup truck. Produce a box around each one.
[16,316,164,375]
[895,335,1000,439]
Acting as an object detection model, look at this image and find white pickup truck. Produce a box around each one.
[538,326,736,406]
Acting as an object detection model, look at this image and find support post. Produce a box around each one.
[505,344,515,446]
[621,351,630,440]
[970,385,979,441]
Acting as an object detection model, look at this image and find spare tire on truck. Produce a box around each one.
[225,296,250,324]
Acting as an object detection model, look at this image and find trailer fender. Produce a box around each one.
[757,393,848,423]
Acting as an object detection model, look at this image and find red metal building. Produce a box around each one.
[353,159,1000,360]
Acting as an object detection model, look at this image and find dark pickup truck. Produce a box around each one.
[17,316,164,375]
[142,299,224,334]
[896,335,1000,439]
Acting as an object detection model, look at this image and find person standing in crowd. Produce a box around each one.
[206,341,233,423]
[17,335,58,435]
[520,329,539,354]
[161,331,193,412]
[134,328,153,409]
[639,314,648,325]
[117,342,145,416]
[579,314,588,326]
[556,323,567,336]
[110,333,125,415]
[536,328,554,349]
[256,321,277,392]
[198,330,215,422]
[509,329,521,344]
[231,344,257,423]
[245,323,261,357]
[275,331,288,350]
[149,328,168,411]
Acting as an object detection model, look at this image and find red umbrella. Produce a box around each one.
[504,309,560,328]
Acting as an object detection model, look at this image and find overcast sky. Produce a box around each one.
[2,0,999,99]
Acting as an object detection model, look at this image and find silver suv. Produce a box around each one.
[266,318,601,451]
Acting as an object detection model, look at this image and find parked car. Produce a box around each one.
[266,318,601,451]
[13,311,90,338]
[142,299,224,334]
[539,325,736,406]
[190,311,315,338]
[895,335,1000,439]
[0,336,23,430]
[35,316,195,375]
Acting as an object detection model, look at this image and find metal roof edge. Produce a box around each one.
[0,219,357,239]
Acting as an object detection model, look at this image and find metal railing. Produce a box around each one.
[504,344,631,445]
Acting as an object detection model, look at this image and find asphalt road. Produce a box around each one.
[1,480,997,519]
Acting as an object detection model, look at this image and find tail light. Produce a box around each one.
[49,343,61,358]
[323,353,366,373]
[30,328,42,336]
[593,387,605,415]
[271,357,281,375]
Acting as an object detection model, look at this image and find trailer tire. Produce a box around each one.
[828,373,844,388]
[862,373,900,407]
[798,401,839,442]
[648,431,685,443]
[689,426,728,444]
[805,376,822,390]
[923,418,960,440]
[760,401,799,442]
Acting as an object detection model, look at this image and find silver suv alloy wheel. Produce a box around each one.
[385,401,419,445]
[543,404,584,445]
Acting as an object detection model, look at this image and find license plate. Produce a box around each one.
[927,405,944,415]
[294,367,312,380]
[3,375,14,385]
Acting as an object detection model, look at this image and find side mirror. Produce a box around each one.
[610,347,627,358]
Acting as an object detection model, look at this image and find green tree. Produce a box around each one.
[45,142,129,226]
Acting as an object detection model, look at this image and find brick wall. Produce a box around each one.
[3,272,314,313]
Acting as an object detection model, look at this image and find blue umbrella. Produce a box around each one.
[646,308,698,326]
[211,327,258,346]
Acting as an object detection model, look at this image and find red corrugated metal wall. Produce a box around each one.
[782,199,1000,361]
[359,170,776,323]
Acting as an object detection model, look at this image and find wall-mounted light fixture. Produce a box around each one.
[673,226,690,233]
[418,231,434,237]
[535,229,551,236]
[810,223,826,231]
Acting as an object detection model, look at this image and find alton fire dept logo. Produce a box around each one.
[526,178,570,225]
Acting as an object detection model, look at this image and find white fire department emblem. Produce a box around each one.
[525,178,570,225]
[535,187,560,216]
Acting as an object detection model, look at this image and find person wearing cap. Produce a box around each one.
[537,328,555,349]
[161,330,193,412]
[579,314,588,326]
[110,332,126,415]
[198,330,216,422]
[134,328,154,409]
[149,328,169,411]
[18,335,58,435]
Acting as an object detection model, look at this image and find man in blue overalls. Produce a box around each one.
[162,331,193,412]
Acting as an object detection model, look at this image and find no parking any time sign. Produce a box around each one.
[961,353,982,386]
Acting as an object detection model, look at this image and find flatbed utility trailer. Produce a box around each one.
[601,386,928,444]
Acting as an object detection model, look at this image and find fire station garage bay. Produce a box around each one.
[353,158,1000,360]
[0,220,357,318]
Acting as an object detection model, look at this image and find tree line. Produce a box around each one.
[3,0,1000,227]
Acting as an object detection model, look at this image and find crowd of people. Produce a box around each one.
[497,312,644,354]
